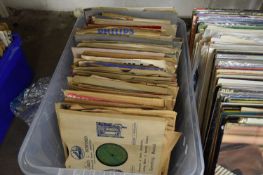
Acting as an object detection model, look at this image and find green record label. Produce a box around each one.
[96,143,128,166]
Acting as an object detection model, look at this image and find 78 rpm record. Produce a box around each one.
[96,143,128,166]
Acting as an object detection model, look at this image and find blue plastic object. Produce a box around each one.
[0,33,33,143]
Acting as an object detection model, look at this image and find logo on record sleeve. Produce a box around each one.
[70,146,85,160]
[96,122,127,138]
[97,28,134,35]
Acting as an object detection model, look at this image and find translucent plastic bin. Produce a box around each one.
[18,10,204,175]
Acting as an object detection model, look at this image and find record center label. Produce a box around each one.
[96,143,128,166]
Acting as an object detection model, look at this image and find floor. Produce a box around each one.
[0,9,75,175]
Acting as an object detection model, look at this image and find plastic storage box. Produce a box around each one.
[18,10,204,175]
[0,34,33,143]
